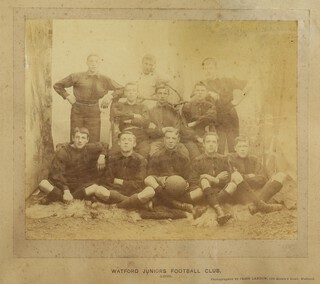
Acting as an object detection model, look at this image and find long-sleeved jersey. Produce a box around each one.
[227,152,267,188]
[104,151,147,192]
[48,142,107,192]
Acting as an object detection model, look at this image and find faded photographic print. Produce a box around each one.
[25,19,297,240]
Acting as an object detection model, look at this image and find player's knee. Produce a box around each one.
[231,172,244,185]
[84,184,99,196]
[189,187,203,201]
[38,179,54,193]
[224,182,237,195]
[273,172,287,184]
[144,175,156,185]
[138,186,155,203]
[200,178,210,189]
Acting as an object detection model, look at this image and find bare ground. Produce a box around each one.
[26,181,297,240]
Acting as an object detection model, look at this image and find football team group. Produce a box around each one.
[37,54,286,225]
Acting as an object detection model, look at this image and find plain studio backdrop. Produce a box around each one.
[24,19,297,196]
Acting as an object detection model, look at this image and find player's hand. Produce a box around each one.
[133,113,143,119]
[196,137,204,144]
[63,190,74,203]
[114,178,124,185]
[208,91,220,101]
[216,171,229,181]
[101,96,112,109]
[188,121,197,128]
[162,127,170,133]
[66,94,76,105]
[97,155,106,170]
[232,89,246,106]
[148,122,156,129]
[231,171,244,185]
[123,119,132,123]
[247,174,256,178]
[200,174,216,183]
[200,174,214,182]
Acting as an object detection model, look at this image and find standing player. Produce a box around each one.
[182,81,217,160]
[38,127,126,204]
[147,84,189,157]
[110,83,150,158]
[136,54,179,106]
[53,54,123,142]
[201,57,248,154]
[103,131,155,209]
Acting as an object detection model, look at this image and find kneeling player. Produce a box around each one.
[38,127,125,204]
[144,127,204,215]
[220,136,285,214]
[102,131,155,209]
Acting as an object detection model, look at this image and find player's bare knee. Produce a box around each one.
[190,187,203,201]
[38,179,54,193]
[231,172,243,185]
[273,172,287,184]
[84,184,98,196]
[144,175,155,185]
[224,182,237,195]
[200,178,210,189]
[138,186,155,203]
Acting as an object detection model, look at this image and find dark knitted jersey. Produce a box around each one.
[147,147,191,180]
[105,151,147,191]
[190,153,231,188]
[48,142,107,191]
[228,152,267,188]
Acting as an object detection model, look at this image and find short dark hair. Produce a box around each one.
[193,81,208,90]
[163,127,180,137]
[203,132,219,143]
[234,135,250,146]
[155,83,169,94]
[118,131,137,141]
[124,82,137,92]
[87,54,100,61]
[73,127,89,138]
[142,54,156,63]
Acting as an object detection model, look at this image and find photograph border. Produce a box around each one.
[14,7,308,258]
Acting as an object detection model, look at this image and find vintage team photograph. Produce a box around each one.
[25,19,298,240]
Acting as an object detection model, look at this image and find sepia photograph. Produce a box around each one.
[24,19,298,241]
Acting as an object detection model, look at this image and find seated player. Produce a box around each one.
[182,81,217,160]
[110,82,150,158]
[146,84,189,157]
[38,127,126,204]
[144,127,204,214]
[190,132,232,225]
[102,131,155,209]
[219,135,285,214]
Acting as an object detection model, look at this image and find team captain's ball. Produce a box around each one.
[165,175,188,197]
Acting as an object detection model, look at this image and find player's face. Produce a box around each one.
[193,85,207,100]
[118,134,136,153]
[157,88,169,103]
[72,132,89,149]
[202,63,215,79]
[204,135,218,154]
[235,141,249,158]
[164,132,179,150]
[86,56,100,73]
[125,85,138,103]
[142,59,155,75]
